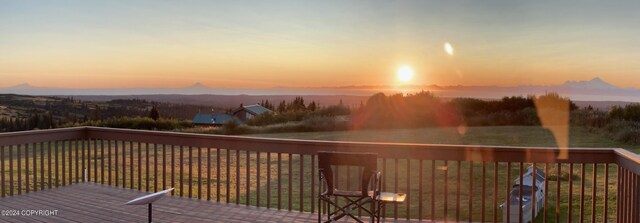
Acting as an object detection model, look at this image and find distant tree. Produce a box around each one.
[277,100,286,113]
[9,118,15,131]
[350,91,460,129]
[91,105,102,121]
[287,97,306,111]
[222,119,245,135]
[47,114,53,128]
[260,100,275,110]
[609,103,640,122]
[28,113,40,129]
[148,106,160,121]
[266,100,275,110]
[308,101,317,111]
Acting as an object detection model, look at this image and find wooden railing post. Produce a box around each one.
[1,145,4,197]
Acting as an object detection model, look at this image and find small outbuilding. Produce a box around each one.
[232,104,272,122]
[501,165,546,223]
[192,113,237,126]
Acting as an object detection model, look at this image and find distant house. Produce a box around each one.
[232,104,272,122]
[192,113,237,126]
[192,104,272,126]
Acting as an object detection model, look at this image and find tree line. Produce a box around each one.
[0,95,215,132]
[0,113,59,132]
[573,103,640,145]
[350,91,577,129]
[259,97,319,113]
[246,97,350,126]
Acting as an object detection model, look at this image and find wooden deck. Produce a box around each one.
[0,183,417,223]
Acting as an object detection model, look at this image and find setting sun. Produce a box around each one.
[397,65,414,82]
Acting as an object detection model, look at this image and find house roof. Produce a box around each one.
[233,104,272,115]
[192,113,237,125]
[513,166,545,187]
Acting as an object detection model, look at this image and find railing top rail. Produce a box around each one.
[615,148,640,175]
[0,126,86,145]
[85,127,617,163]
[0,126,632,165]
[86,126,610,150]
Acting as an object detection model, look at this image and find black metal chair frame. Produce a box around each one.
[317,151,382,223]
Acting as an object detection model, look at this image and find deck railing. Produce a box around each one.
[1,127,639,222]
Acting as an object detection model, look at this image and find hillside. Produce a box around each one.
[0,94,221,131]
[70,94,369,108]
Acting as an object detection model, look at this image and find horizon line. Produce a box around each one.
[0,76,615,90]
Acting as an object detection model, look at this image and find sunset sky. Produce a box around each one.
[1,1,640,89]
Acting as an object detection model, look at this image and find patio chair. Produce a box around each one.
[317,151,382,223]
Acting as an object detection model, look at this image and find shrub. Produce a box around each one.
[605,120,640,145]
[253,116,349,134]
[609,103,640,122]
[221,119,250,135]
[64,117,193,130]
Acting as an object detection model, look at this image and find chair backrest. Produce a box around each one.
[318,151,377,196]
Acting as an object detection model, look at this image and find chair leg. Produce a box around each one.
[327,197,331,221]
[320,195,381,223]
[378,202,382,223]
[369,200,375,223]
[317,196,321,223]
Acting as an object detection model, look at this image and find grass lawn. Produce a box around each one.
[249,125,637,152]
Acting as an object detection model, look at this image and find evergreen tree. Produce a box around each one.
[260,100,275,110]
[308,101,317,111]
[264,100,274,110]
[277,100,286,113]
[91,105,102,121]
[288,97,306,111]
[148,106,160,120]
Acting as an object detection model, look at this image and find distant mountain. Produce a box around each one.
[6,83,39,89]
[562,77,618,90]
[1,78,639,102]
[0,82,377,96]
[425,77,640,102]
[187,82,210,89]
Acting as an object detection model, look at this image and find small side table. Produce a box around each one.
[376,192,406,222]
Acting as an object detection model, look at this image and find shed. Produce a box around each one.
[192,113,237,126]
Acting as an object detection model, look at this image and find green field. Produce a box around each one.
[250,125,637,152]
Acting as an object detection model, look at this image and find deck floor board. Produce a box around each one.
[0,183,422,222]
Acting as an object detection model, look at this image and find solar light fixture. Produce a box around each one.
[126,188,174,223]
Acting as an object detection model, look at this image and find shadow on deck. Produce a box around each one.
[0,183,420,223]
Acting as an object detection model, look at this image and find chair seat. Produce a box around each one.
[332,189,374,197]
[330,190,406,203]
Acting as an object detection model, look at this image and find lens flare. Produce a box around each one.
[444,42,454,55]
